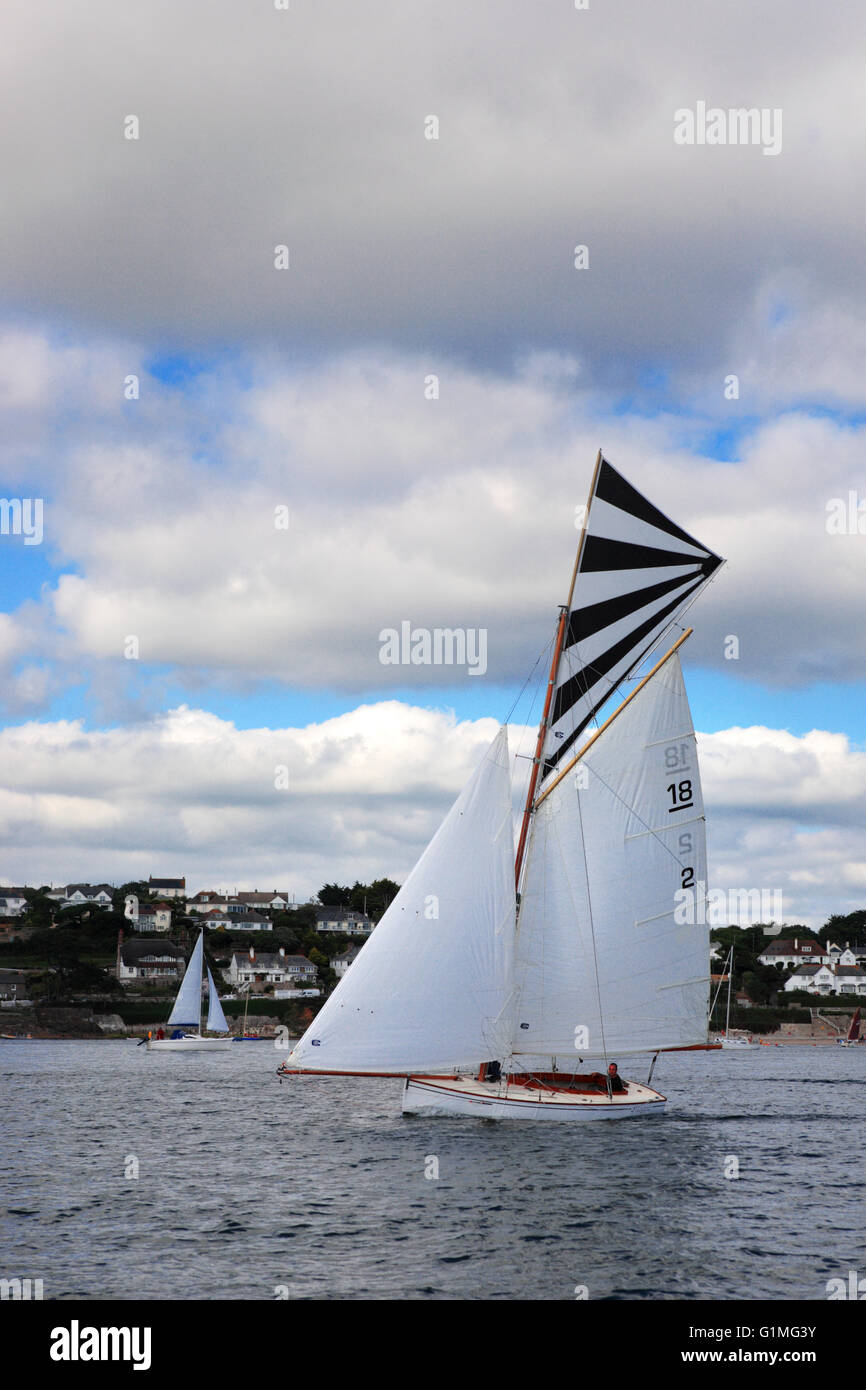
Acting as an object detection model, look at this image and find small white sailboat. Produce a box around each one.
[278,453,724,1118]
[146,930,233,1051]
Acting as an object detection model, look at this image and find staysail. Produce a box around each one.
[512,645,709,1062]
[206,966,230,1033]
[540,455,721,785]
[287,727,516,1073]
[167,931,204,1028]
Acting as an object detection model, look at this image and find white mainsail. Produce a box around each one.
[206,966,230,1033]
[288,726,516,1073]
[167,931,205,1028]
[512,647,709,1063]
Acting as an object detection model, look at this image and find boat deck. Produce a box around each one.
[407,1074,665,1108]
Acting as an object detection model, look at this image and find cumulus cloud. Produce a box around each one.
[1,330,865,716]
[0,702,516,899]
[1,705,863,928]
[700,725,866,928]
[1,1,864,385]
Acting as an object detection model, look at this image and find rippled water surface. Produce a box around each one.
[2,1041,864,1300]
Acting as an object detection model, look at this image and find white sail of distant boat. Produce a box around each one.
[711,945,758,1048]
[146,930,233,1052]
[278,451,725,1119]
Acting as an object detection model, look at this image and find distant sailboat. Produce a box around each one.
[146,930,233,1052]
[836,1007,862,1047]
[712,945,758,1048]
[278,453,724,1118]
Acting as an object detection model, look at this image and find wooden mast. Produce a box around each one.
[514,449,603,891]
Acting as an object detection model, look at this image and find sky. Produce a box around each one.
[2,0,866,927]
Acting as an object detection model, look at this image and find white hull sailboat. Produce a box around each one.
[401,1075,666,1120]
[146,930,233,1052]
[278,453,724,1118]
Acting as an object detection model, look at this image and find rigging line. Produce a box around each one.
[503,635,553,728]
[573,768,610,1076]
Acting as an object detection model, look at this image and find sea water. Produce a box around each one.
[2,1041,864,1300]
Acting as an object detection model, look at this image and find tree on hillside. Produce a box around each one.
[821,911,866,947]
[317,883,353,906]
[113,882,151,911]
[21,889,56,932]
[349,878,400,919]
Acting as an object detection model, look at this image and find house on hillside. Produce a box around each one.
[0,888,28,917]
[784,963,866,997]
[59,884,114,910]
[136,901,172,933]
[235,891,290,912]
[147,876,186,899]
[826,942,866,967]
[202,908,272,932]
[330,946,361,978]
[757,938,829,969]
[313,907,373,936]
[116,936,186,984]
[187,890,227,914]
[0,969,29,1002]
[226,947,317,989]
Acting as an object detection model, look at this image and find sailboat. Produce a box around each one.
[711,945,758,1048]
[278,452,724,1118]
[836,1007,862,1046]
[146,930,233,1051]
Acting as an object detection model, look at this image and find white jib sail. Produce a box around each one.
[288,726,516,1073]
[206,966,230,1033]
[167,931,204,1028]
[513,649,709,1062]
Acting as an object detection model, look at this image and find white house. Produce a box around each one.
[784,963,866,997]
[187,890,227,914]
[202,908,272,932]
[227,947,317,988]
[757,938,829,969]
[188,889,292,915]
[235,891,290,912]
[116,937,186,984]
[124,894,172,933]
[314,907,374,936]
[330,947,361,978]
[0,888,28,917]
[60,883,114,910]
[833,965,866,995]
[826,943,866,967]
[147,875,186,899]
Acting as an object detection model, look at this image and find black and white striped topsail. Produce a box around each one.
[539,456,723,786]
